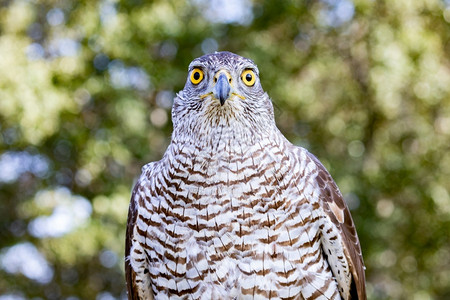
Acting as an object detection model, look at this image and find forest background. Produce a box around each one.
[1,0,450,299]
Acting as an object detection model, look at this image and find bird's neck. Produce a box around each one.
[171,115,279,151]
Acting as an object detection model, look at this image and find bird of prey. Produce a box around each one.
[125,51,366,300]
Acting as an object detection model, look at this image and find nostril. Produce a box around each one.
[228,78,231,83]
[214,77,217,83]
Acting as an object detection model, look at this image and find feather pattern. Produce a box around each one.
[125,52,366,300]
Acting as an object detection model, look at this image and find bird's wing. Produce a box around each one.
[125,183,142,300]
[125,163,156,300]
[307,152,366,300]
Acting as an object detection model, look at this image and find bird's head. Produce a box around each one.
[172,51,275,141]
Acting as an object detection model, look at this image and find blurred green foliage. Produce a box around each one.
[1,0,450,299]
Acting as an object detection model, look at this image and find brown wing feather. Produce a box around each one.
[125,184,142,300]
[308,153,366,300]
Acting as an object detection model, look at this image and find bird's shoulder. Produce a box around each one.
[127,159,163,236]
[288,144,366,300]
[125,160,161,299]
[287,144,348,220]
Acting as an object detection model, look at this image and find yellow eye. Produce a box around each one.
[241,69,256,86]
[190,68,204,85]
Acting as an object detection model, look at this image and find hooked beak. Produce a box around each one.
[214,73,231,106]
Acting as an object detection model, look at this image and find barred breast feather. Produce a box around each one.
[125,51,366,300]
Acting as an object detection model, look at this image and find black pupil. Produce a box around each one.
[246,73,253,82]
[193,71,201,80]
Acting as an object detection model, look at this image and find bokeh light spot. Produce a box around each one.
[150,108,168,128]
[0,243,53,284]
[46,8,65,26]
[376,199,395,218]
[347,140,365,158]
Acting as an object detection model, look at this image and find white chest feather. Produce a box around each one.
[130,140,346,299]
